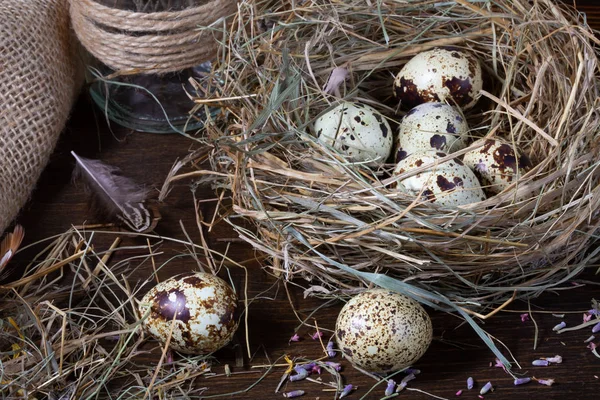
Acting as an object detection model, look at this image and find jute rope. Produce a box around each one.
[69,0,239,74]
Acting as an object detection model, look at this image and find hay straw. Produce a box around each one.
[174,0,600,313]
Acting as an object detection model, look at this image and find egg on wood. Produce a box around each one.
[138,272,239,354]
[335,288,432,373]
[393,47,483,110]
[395,102,469,163]
[463,138,533,195]
[314,102,393,164]
[394,151,486,207]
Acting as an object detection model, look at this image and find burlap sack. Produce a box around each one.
[0,0,81,235]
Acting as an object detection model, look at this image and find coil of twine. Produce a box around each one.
[69,0,239,74]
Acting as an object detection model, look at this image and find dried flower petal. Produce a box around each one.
[544,355,562,364]
[552,321,566,331]
[583,313,592,323]
[584,335,596,343]
[326,341,336,358]
[310,331,323,340]
[289,368,308,382]
[283,390,305,398]
[311,365,322,375]
[552,314,564,318]
[385,380,396,396]
[592,322,600,334]
[589,309,600,316]
[467,377,474,390]
[478,396,484,400]
[514,377,531,385]
[480,382,493,395]
[323,67,349,95]
[456,389,463,396]
[325,361,342,371]
[298,363,315,372]
[534,377,555,386]
[520,313,530,322]
[289,334,301,343]
[340,384,354,398]
[587,342,597,351]
[404,368,421,375]
[532,360,549,366]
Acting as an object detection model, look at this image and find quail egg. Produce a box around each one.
[314,102,393,164]
[335,288,432,373]
[393,47,483,110]
[394,151,486,207]
[138,272,239,354]
[395,102,469,163]
[463,138,533,195]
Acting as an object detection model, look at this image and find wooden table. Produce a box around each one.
[8,1,600,399]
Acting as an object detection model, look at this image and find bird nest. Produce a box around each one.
[194,0,600,310]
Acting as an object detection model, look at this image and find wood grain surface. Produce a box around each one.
[9,1,600,399]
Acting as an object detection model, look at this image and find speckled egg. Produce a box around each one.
[393,47,483,110]
[463,138,533,195]
[335,289,432,373]
[138,272,238,354]
[394,151,486,207]
[314,102,393,164]
[395,102,469,163]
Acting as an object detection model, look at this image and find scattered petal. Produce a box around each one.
[544,355,562,364]
[592,322,600,334]
[520,313,530,322]
[326,341,336,358]
[514,377,531,385]
[289,367,308,382]
[340,384,354,398]
[552,321,566,331]
[480,382,493,395]
[583,313,592,323]
[587,342,597,351]
[325,361,342,371]
[385,380,396,396]
[289,334,301,343]
[323,66,349,95]
[404,368,421,375]
[311,365,322,375]
[478,396,484,399]
[456,389,463,396]
[532,360,549,366]
[589,309,600,316]
[534,377,555,386]
[467,377,474,390]
[283,390,305,398]
[310,331,323,340]
[552,314,564,318]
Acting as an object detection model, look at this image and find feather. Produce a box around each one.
[71,151,160,233]
[0,225,24,279]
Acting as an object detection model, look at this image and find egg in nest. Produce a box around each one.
[393,47,483,110]
[463,138,533,195]
[394,151,486,207]
[138,272,239,354]
[335,289,433,373]
[396,102,469,163]
[314,102,393,164]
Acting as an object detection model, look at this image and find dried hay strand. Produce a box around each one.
[190,0,600,310]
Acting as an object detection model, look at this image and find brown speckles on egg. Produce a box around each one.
[393,152,486,206]
[153,290,191,323]
[314,102,392,164]
[139,272,239,354]
[464,138,534,195]
[395,103,468,156]
[393,48,482,110]
[335,289,432,373]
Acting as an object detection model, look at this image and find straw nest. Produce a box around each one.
[195,0,600,309]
